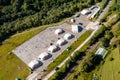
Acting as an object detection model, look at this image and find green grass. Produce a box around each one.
[0,22,62,80]
[0,53,29,80]
[97,48,120,80]
[0,27,48,80]
[67,42,101,80]
[42,30,92,77]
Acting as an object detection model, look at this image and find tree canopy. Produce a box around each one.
[0,0,102,42]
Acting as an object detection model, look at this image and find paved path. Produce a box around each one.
[42,0,112,80]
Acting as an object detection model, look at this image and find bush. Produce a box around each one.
[90,25,107,44]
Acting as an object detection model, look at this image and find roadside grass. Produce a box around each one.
[42,30,92,77]
[97,48,120,80]
[0,21,65,80]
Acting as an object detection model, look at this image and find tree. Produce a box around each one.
[21,2,28,11]
[2,6,13,14]
[12,0,23,12]
[112,23,120,37]
[105,31,113,40]
[0,0,103,42]
[99,37,109,47]
[0,0,11,5]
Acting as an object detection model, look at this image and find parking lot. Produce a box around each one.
[13,23,86,65]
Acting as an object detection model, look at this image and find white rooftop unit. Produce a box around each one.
[48,45,58,53]
[95,47,108,59]
[70,18,75,23]
[56,38,67,46]
[64,33,73,40]
[28,60,42,69]
[81,9,90,15]
[38,52,50,60]
[55,29,64,35]
[71,25,79,33]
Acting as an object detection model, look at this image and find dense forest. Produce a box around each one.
[0,0,102,42]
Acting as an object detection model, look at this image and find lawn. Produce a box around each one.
[97,48,120,80]
[0,23,59,80]
[42,30,92,77]
[0,53,29,80]
[0,27,47,80]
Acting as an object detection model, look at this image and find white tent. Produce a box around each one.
[28,60,42,69]
[56,38,67,46]
[38,52,50,60]
[90,6,100,19]
[64,33,73,40]
[71,25,79,33]
[55,29,64,35]
[81,9,90,15]
[48,45,58,53]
